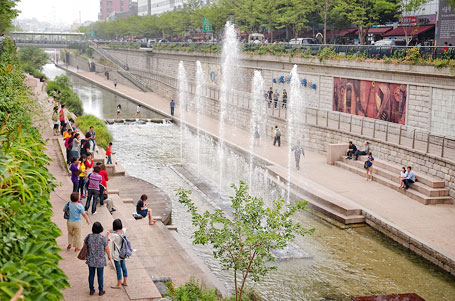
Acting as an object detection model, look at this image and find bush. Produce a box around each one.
[22,62,47,79]
[0,38,69,300]
[46,75,84,116]
[75,114,113,149]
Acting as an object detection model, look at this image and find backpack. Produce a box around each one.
[276,129,281,137]
[117,234,133,260]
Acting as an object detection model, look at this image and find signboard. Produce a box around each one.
[401,16,417,25]
[202,17,212,33]
[333,78,407,125]
[437,1,455,46]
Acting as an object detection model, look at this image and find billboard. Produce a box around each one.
[333,78,407,124]
[437,1,455,46]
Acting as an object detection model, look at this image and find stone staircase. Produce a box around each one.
[335,157,453,205]
[266,165,365,225]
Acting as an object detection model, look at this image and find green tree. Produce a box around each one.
[177,182,314,301]
[18,46,49,71]
[0,0,19,33]
[398,0,430,45]
[277,0,315,40]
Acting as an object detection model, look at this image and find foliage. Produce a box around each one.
[317,46,337,62]
[75,114,113,149]
[0,0,19,32]
[46,75,84,116]
[18,46,49,71]
[22,63,47,80]
[0,38,69,300]
[68,43,94,58]
[177,182,313,301]
[105,42,141,49]
[171,278,219,301]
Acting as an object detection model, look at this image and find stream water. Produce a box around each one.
[43,64,455,300]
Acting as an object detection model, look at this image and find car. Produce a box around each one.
[372,39,407,58]
[158,39,169,43]
[289,38,317,45]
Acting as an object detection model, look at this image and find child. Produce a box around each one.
[106,142,113,164]
[399,167,408,188]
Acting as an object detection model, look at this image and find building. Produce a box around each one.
[138,0,211,16]
[108,1,138,20]
[99,0,132,21]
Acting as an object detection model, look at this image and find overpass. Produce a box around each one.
[10,31,86,48]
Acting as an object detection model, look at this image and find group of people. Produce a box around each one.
[346,140,415,187]
[115,104,142,119]
[265,87,288,109]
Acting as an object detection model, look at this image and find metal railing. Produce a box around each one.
[128,66,455,162]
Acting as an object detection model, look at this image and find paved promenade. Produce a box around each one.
[60,67,455,265]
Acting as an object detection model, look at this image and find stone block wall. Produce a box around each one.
[407,85,432,130]
[432,88,455,137]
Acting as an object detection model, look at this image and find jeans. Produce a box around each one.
[354,150,367,160]
[273,99,278,108]
[90,138,96,151]
[99,185,105,205]
[346,150,355,158]
[403,179,415,189]
[170,106,174,116]
[273,136,281,147]
[114,260,128,281]
[107,155,112,164]
[88,266,104,293]
[66,148,72,164]
[72,181,79,193]
[85,189,100,214]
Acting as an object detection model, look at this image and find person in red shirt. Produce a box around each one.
[96,163,109,206]
[106,142,112,164]
[442,42,449,54]
[84,153,94,196]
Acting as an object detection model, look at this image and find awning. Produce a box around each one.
[327,28,358,37]
[367,27,393,34]
[383,25,434,37]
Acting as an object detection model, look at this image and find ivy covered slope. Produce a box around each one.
[0,39,69,300]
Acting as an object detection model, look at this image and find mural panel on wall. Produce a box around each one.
[333,77,407,124]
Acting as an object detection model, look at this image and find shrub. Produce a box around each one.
[46,75,84,116]
[75,114,113,149]
[0,38,69,300]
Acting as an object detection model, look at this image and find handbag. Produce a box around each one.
[77,243,88,260]
[64,202,70,220]
[364,161,370,169]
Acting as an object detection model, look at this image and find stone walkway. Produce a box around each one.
[59,67,455,261]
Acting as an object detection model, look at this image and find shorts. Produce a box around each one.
[53,123,59,129]
[60,120,66,127]
[138,209,148,217]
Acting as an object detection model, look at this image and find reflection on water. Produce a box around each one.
[44,64,455,300]
[42,64,163,120]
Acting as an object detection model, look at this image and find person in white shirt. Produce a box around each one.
[399,167,408,188]
[136,105,141,118]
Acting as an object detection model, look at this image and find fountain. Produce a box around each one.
[178,61,188,161]
[218,21,240,193]
[195,61,205,175]
[249,70,265,188]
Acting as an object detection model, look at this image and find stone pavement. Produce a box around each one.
[59,65,455,264]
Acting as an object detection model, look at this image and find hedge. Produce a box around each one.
[76,114,113,149]
[0,38,69,300]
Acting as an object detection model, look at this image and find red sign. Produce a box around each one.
[401,16,417,25]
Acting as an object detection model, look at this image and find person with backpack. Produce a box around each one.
[106,219,129,289]
[80,133,91,157]
[273,126,281,147]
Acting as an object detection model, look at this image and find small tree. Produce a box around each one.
[177,182,314,301]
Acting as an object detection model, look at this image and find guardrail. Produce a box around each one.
[129,66,455,161]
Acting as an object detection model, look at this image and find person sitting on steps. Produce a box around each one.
[354,141,369,160]
[346,141,357,159]
[402,166,415,190]
[136,194,156,225]
[399,167,408,188]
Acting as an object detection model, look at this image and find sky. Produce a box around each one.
[16,0,100,25]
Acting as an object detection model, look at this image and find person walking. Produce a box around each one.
[267,87,273,108]
[64,192,90,252]
[273,126,281,147]
[170,99,175,116]
[114,79,118,88]
[273,89,280,109]
[254,125,260,146]
[106,142,113,164]
[292,140,305,170]
[282,89,288,108]
[51,106,59,136]
[116,104,121,119]
[70,157,81,193]
[85,166,103,214]
[106,219,128,289]
[84,222,111,296]
[136,105,141,118]
[78,155,87,199]
[365,152,374,181]
[97,163,109,206]
[59,104,66,135]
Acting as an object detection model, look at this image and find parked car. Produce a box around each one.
[158,39,169,43]
[289,38,317,45]
[372,39,407,58]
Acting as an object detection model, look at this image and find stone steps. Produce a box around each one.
[335,160,453,205]
[266,165,365,225]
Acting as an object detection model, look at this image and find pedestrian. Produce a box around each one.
[282,89,287,108]
[116,104,121,119]
[64,192,90,252]
[106,219,128,289]
[71,133,81,160]
[79,155,87,199]
[273,126,281,147]
[88,126,96,151]
[254,125,260,146]
[136,194,156,225]
[292,140,305,170]
[114,79,118,88]
[84,222,111,296]
[85,166,102,214]
[59,104,66,134]
[97,163,108,206]
[106,142,113,164]
[365,152,374,181]
[51,106,59,136]
[65,130,75,164]
[267,87,273,108]
[70,157,81,193]
[136,104,141,118]
[273,89,280,108]
[170,99,175,116]
[402,166,415,190]
[77,65,79,72]
[106,71,110,80]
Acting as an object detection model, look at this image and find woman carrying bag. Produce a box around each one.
[64,192,90,252]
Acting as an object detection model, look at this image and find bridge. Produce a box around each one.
[10,32,86,48]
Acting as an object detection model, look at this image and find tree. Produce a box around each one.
[0,0,19,33]
[177,182,314,301]
[398,0,431,45]
[277,0,315,40]
[314,0,335,44]
[18,46,49,71]
[332,0,397,44]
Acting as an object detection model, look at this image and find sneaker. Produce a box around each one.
[93,211,97,215]
[111,208,117,212]
[99,291,105,296]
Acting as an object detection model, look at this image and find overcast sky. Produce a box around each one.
[16,0,100,25]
